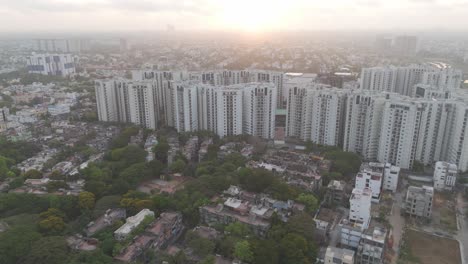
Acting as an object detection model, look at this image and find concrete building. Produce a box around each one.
[356,224,387,264]
[404,186,433,218]
[349,188,372,229]
[355,163,384,202]
[114,209,155,241]
[26,53,75,77]
[243,83,277,139]
[326,180,347,206]
[48,104,71,116]
[85,208,126,237]
[324,247,355,264]
[383,163,400,192]
[377,99,425,169]
[343,92,392,161]
[394,35,418,56]
[114,212,183,263]
[360,65,432,96]
[95,80,119,122]
[127,82,158,129]
[433,161,457,191]
[34,38,90,53]
[286,84,348,146]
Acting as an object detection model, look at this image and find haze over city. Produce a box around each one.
[1,0,468,33]
[1,1,468,264]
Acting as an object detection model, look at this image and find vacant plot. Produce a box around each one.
[403,229,461,264]
[433,192,457,231]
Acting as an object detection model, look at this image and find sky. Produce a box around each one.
[0,0,468,33]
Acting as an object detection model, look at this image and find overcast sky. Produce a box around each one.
[1,0,467,32]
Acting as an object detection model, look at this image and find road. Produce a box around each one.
[389,191,405,264]
[456,193,468,264]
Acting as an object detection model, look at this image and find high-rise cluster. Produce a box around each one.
[95,69,278,139]
[96,66,468,171]
[26,54,75,77]
[360,65,462,96]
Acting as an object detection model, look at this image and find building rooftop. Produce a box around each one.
[326,246,355,262]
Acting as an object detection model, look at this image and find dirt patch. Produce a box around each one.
[402,229,461,264]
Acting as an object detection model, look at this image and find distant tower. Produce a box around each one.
[166,24,175,33]
[394,35,418,57]
[120,38,128,53]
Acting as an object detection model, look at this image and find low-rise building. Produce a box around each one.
[404,185,433,218]
[355,163,384,202]
[114,209,155,241]
[383,163,400,192]
[48,104,71,116]
[433,161,457,191]
[198,138,213,162]
[85,208,126,236]
[326,180,347,206]
[349,188,372,229]
[356,224,387,264]
[324,246,355,264]
[199,203,270,237]
[314,208,339,243]
[114,212,183,263]
[183,136,199,161]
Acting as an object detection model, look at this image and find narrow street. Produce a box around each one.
[456,193,468,264]
[389,192,405,264]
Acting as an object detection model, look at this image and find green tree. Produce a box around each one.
[84,180,107,197]
[286,213,316,241]
[39,208,66,220]
[0,226,42,264]
[38,215,65,234]
[234,240,254,263]
[24,169,42,179]
[154,141,170,163]
[251,239,279,264]
[239,168,274,193]
[225,222,252,237]
[169,159,186,173]
[49,170,65,180]
[187,234,215,257]
[78,191,96,211]
[296,193,319,213]
[279,233,309,264]
[21,236,69,264]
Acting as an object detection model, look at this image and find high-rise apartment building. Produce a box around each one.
[286,84,347,146]
[34,39,91,53]
[377,99,425,169]
[26,54,75,77]
[394,35,418,56]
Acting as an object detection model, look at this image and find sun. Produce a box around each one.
[217,0,288,32]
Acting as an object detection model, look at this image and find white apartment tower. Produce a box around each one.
[286,85,347,147]
[95,80,119,122]
[377,100,425,169]
[355,163,384,202]
[243,83,277,139]
[433,161,457,191]
[214,86,244,137]
[343,92,391,160]
[442,100,468,172]
[128,82,157,130]
[27,53,75,77]
[165,82,200,132]
[349,188,372,230]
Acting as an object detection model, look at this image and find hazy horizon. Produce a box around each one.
[1,0,468,33]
